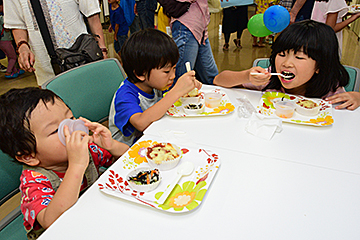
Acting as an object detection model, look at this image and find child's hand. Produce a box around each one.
[108,25,112,33]
[172,70,198,97]
[249,67,271,86]
[63,125,89,169]
[326,91,360,110]
[79,117,115,150]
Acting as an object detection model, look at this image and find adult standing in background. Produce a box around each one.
[221,0,253,51]
[311,0,360,57]
[171,0,218,85]
[4,0,108,86]
[289,0,315,23]
[136,0,157,29]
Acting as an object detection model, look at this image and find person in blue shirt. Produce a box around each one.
[109,28,202,146]
[108,0,129,56]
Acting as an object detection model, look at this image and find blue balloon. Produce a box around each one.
[263,5,290,33]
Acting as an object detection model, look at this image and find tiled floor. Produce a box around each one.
[1,9,360,95]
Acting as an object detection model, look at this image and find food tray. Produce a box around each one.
[98,139,220,213]
[166,89,235,117]
[257,92,333,126]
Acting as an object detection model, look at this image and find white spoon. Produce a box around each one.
[250,72,292,79]
[157,161,194,204]
[185,62,191,72]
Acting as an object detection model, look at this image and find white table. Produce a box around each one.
[39,86,360,240]
[145,85,360,175]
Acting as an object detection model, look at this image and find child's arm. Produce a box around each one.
[213,67,271,88]
[326,12,360,33]
[326,91,360,110]
[130,71,198,132]
[114,23,120,41]
[36,127,89,229]
[80,117,129,159]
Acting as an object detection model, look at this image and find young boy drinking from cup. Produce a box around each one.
[0,87,129,239]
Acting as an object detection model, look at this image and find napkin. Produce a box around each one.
[245,113,282,140]
[159,130,198,147]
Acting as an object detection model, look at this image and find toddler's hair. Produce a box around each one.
[120,28,179,83]
[264,20,349,98]
[0,87,64,160]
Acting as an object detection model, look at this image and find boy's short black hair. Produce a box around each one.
[120,28,179,83]
[0,87,64,160]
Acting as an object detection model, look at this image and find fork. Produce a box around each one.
[250,72,292,79]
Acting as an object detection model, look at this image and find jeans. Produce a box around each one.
[172,21,218,85]
[114,35,128,53]
[136,0,156,29]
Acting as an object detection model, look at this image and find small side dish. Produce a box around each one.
[183,103,205,115]
[274,99,296,118]
[127,167,161,192]
[146,143,182,170]
[295,99,320,116]
[205,92,222,108]
[181,88,201,105]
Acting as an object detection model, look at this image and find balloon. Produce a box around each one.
[263,5,290,33]
[247,14,273,37]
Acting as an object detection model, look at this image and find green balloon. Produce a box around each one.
[247,14,273,37]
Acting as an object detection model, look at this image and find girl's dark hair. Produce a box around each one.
[264,20,349,98]
[0,87,63,160]
[120,28,179,83]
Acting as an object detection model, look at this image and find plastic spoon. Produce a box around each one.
[185,62,191,72]
[250,72,292,78]
[157,161,194,204]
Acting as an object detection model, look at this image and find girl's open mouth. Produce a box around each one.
[281,71,295,82]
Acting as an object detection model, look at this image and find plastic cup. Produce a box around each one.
[58,119,89,146]
[274,99,296,118]
[205,92,222,108]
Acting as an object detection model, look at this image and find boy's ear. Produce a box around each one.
[133,70,146,81]
[15,153,40,166]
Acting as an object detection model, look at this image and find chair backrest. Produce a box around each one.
[0,150,21,205]
[343,65,360,92]
[253,58,360,92]
[42,58,126,122]
[252,58,270,69]
[0,150,26,240]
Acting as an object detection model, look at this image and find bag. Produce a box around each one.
[55,34,103,72]
[30,0,103,75]
[157,0,191,18]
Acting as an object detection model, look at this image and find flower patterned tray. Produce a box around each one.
[98,139,220,213]
[166,89,235,117]
[349,4,360,13]
[257,92,334,126]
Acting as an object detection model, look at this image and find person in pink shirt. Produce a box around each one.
[170,0,218,85]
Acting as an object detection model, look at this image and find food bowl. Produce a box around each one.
[274,99,296,118]
[295,99,320,116]
[145,143,182,171]
[205,92,222,108]
[183,102,205,115]
[126,167,161,192]
[180,88,201,105]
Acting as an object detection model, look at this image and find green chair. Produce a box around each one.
[42,58,127,122]
[343,65,360,92]
[0,150,27,240]
[252,58,360,92]
[252,58,270,69]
